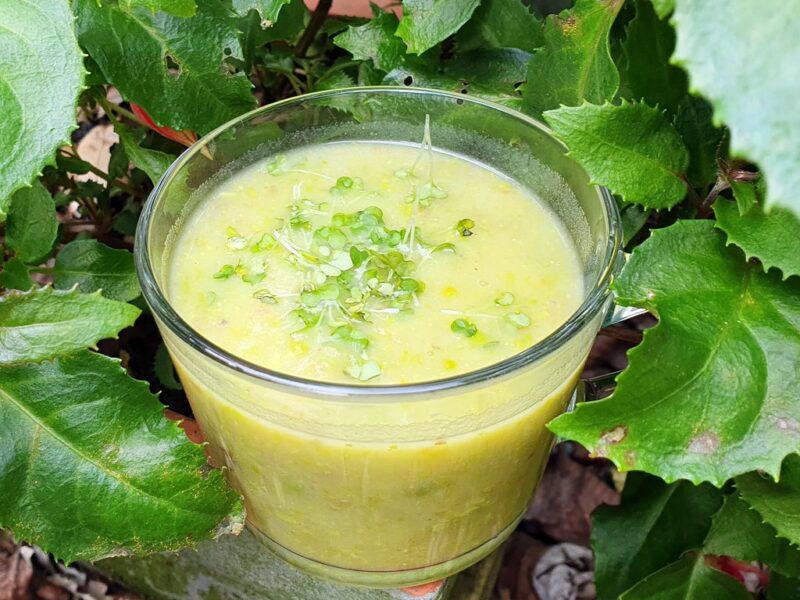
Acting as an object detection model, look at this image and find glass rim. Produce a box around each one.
[134,86,622,398]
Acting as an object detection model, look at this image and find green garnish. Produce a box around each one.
[330,176,362,195]
[266,154,289,175]
[344,359,382,381]
[213,264,236,280]
[331,324,370,352]
[225,226,247,250]
[433,242,456,254]
[451,318,478,337]
[505,312,531,328]
[241,270,266,285]
[253,289,277,303]
[253,232,276,252]
[457,218,475,237]
[495,292,515,306]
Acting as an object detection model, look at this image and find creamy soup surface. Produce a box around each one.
[168,141,583,384]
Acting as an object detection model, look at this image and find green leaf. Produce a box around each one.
[0,259,32,292]
[384,48,530,107]
[619,553,750,600]
[232,0,291,22]
[672,95,724,188]
[334,9,406,72]
[0,287,140,365]
[154,343,182,390]
[522,0,623,118]
[74,0,255,135]
[619,201,651,246]
[5,181,58,264]
[672,0,800,215]
[550,220,800,485]
[714,191,800,280]
[120,0,197,17]
[0,0,85,203]
[593,472,722,600]
[395,0,481,55]
[768,573,800,600]
[0,350,243,563]
[115,123,175,184]
[53,240,140,302]
[703,494,800,577]
[650,0,674,18]
[544,101,689,209]
[737,455,800,548]
[455,0,543,53]
[621,0,687,115]
[731,179,757,216]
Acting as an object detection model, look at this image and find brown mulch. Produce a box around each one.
[0,317,652,600]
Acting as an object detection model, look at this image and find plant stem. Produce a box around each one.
[295,0,332,58]
[97,94,148,128]
[62,147,143,199]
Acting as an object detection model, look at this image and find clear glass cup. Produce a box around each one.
[135,87,621,588]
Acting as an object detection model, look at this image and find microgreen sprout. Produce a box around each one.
[225,226,248,250]
[505,312,531,328]
[213,264,236,280]
[331,324,370,352]
[253,232,276,252]
[457,218,475,237]
[451,318,478,337]
[253,289,277,303]
[345,359,382,381]
[495,292,515,306]
[433,242,456,254]
[330,176,362,195]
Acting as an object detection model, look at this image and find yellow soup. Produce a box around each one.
[165,141,587,584]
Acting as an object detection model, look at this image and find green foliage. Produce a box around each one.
[74,0,256,134]
[619,553,750,600]
[551,220,800,485]
[672,95,724,188]
[334,9,406,72]
[592,472,722,599]
[115,123,175,183]
[544,101,689,208]
[395,0,481,55]
[154,342,183,390]
[672,0,800,214]
[714,184,800,279]
[0,288,140,365]
[0,0,84,205]
[621,0,687,115]
[0,259,32,292]
[737,455,800,548]
[232,0,291,22]
[703,494,800,577]
[455,0,543,53]
[120,0,197,17]
[523,0,623,117]
[53,240,140,302]
[5,182,58,264]
[0,350,243,563]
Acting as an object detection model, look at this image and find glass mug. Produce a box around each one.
[135,87,622,588]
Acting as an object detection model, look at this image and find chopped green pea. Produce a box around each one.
[505,312,531,328]
[495,292,515,306]
[457,218,475,237]
[451,318,478,337]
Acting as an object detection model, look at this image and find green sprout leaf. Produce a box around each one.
[5,181,58,264]
[522,0,623,117]
[451,318,478,337]
[344,359,382,382]
[713,183,800,280]
[114,122,174,184]
[494,292,515,306]
[544,101,689,209]
[455,0,543,53]
[120,0,197,17]
[334,8,406,72]
[550,220,800,486]
[593,472,723,600]
[456,218,475,237]
[736,455,800,548]
[0,350,243,563]
[74,0,255,135]
[621,0,687,116]
[0,287,140,365]
[395,0,481,55]
[618,553,750,600]
[703,493,800,578]
[672,0,800,215]
[0,0,85,204]
[505,312,531,328]
[53,240,140,302]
